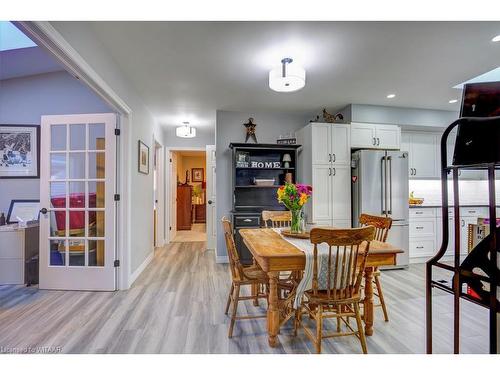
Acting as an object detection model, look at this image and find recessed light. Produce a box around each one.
[492,35,500,42]
[449,99,458,104]
[386,94,396,99]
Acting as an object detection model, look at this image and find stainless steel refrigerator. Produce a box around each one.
[351,150,409,268]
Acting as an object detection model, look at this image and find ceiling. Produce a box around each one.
[0,46,65,80]
[85,21,500,129]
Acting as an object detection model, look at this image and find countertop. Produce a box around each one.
[409,204,499,208]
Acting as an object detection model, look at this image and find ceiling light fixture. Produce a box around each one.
[449,99,458,104]
[492,35,500,42]
[176,122,196,138]
[269,57,306,93]
[386,94,396,99]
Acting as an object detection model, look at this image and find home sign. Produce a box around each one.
[251,161,281,168]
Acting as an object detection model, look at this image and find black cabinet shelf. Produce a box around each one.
[229,142,300,265]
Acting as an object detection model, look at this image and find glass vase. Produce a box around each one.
[290,208,303,233]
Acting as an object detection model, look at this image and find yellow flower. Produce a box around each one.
[299,193,308,206]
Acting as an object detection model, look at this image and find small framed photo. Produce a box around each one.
[192,168,204,182]
[138,140,150,174]
[0,124,40,179]
[7,199,40,224]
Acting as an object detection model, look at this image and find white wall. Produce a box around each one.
[50,22,163,285]
[0,70,112,214]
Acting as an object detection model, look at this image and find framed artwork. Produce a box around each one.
[0,124,40,179]
[138,140,150,174]
[7,199,40,224]
[192,168,204,182]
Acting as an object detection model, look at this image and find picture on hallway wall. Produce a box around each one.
[0,124,40,179]
[192,168,204,182]
[138,140,150,174]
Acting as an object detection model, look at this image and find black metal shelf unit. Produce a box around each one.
[229,143,301,264]
[426,116,500,354]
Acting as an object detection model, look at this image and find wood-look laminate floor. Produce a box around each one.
[0,241,489,354]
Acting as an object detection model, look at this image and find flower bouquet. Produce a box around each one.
[276,182,313,233]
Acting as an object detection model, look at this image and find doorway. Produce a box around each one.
[169,149,207,243]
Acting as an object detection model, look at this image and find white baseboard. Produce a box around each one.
[128,250,154,288]
[216,255,229,264]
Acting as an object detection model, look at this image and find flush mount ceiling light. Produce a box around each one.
[386,94,396,99]
[269,57,306,93]
[176,122,196,138]
[492,35,500,42]
[449,99,458,104]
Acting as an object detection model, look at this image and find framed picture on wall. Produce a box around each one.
[7,199,40,224]
[0,124,40,179]
[138,140,150,174]
[192,168,204,182]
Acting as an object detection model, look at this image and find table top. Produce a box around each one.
[239,228,403,272]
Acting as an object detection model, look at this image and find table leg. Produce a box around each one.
[364,267,374,336]
[267,271,280,347]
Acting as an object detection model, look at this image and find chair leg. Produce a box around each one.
[374,275,389,322]
[315,305,323,354]
[354,302,368,354]
[225,284,234,315]
[293,307,301,336]
[336,305,342,332]
[228,284,240,338]
[251,283,259,306]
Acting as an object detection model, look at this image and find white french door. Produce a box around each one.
[39,113,117,291]
[206,145,216,250]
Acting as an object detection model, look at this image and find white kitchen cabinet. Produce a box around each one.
[311,165,333,222]
[403,131,440,178]
[297,122,351,226]
[350,122,401,150]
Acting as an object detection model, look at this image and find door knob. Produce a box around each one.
[40,208,48,215]
[208,200,213,204]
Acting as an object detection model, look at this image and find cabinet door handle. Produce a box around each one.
[461,220,465,227]
[377,137,380,146]
[416,226,424,229]
[414,168,417,176]
[372,137,376,146]
[416,246,424,249]
[329,153,332,162]
[415,211,423,215]
[243,219,252,222]
[332,167,336,176]
[332,153,336,162]
[329,168,332,176]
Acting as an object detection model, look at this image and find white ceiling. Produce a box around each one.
[86,21,500,129]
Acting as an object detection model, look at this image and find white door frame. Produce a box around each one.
[165,146,206,244]
[153,138,165,247]
[15,21,133,289]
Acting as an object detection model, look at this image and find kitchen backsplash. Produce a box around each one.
[409,179,500,206]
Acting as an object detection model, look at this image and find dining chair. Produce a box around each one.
[262,210,292,228]
[221,217,268,338]
[359,213,393,322]
[294,226,376,354]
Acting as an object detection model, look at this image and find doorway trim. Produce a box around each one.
[14,21,134,290]
[153,138,165,247]
[165,146,206,244]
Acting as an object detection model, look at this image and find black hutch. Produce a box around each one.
[229,142,301,264]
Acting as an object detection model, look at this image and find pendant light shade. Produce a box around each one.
[176,122,196,138]
[269,57,306,93]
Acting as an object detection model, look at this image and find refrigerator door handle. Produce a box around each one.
[388,155,392,215]
[381,156,386,214]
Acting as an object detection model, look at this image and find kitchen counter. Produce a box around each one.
[410,204,500,208]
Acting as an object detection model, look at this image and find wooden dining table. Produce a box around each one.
[239,228,403,348]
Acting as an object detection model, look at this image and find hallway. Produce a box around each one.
[0,242,489,354]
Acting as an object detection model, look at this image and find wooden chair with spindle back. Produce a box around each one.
[221,217,268,338]
[261,210,292,228]
[294,226,376,354]
[359,213,392,322]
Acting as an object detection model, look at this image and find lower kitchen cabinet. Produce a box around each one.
[409,206,487,263]
[232,212,261,265]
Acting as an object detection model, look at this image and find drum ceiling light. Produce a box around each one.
[176,122,196,138]
[269,57,306,93]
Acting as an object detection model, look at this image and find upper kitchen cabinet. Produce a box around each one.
[350,122,401,150]
[301,122,351,166]
[401,131,440,178]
